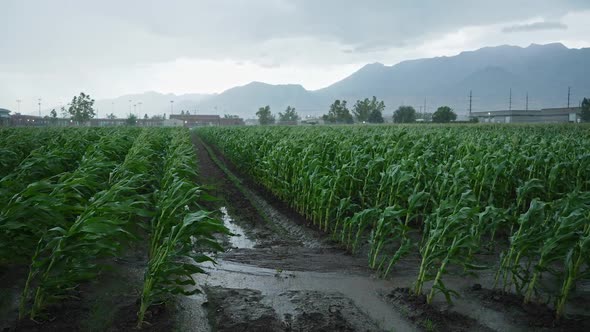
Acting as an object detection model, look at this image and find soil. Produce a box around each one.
[385,288,493,332]
[205,287,383,332]
[0,243,169,332]
[467,286,590,332]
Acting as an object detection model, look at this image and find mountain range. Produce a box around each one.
[94,43,590,119]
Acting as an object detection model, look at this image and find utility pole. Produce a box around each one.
[38,98,42,117]
[128,100,132,114]
[170,100,174,115]
[468,90,472,118]
[423,98,426,114]
[16,99,21,113]
[567,86,571,108]
[525,92,529,111]
[509,88,512,111]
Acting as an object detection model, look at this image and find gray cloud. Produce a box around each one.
[503,21,568,33]
[1,0,589,70]
[1,0,589,107]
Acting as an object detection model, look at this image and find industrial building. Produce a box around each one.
[169,114,245,126]
[0,108,10,126]
[472,107,581,123]
[0,111,244,127]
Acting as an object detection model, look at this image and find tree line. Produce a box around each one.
[256,97,461,125]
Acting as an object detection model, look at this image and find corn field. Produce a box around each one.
[0,127,225,327]
[198,124,590,318]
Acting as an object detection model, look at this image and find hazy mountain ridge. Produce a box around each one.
[95,43,590,118]
[93,91,213,118]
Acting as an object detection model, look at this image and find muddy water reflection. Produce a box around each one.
[197,260,418,332]
[220,207,256,249]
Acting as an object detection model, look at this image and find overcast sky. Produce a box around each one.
[1,0,590,114]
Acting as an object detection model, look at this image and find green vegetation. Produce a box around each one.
[323,100,354,124]
[256,105,275,125]
[392,106,416,123]
[199,124,590,316]
[582,97,590,122]
[432,106,457,123]
[137,129,226,328]
[352,96,385,123]
[126,113,138,126]
[67,92,96,123]
[278,106,299,122]
[0,127,225,326]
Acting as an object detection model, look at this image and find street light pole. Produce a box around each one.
[38,98,42,117]
[170,100,174,115]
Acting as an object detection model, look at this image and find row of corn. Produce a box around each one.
[0,127,224,327]
[198,124,590,318]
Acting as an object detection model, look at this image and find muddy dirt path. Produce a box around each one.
[188,135,419,332]
[187,135,590,332]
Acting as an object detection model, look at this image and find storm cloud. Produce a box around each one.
[503,21,568,33]
[1,0,590,111]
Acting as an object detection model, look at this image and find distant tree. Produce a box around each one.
[67,92,96,123]
[151,114,165,120]
[323,100,353,124]
[181,110,185,116]
[256,105,275,125]
[106,113,117,120]
[353,96,385,123]
[392,106,417,123]
[126,113,137,126]
[60,106,69,118]
[278,106,299,122]
[144,113,149,119]
[581,98,590,122]
[432,106,457,123]
[224,114,239,119]
[47,109,57,124]
[368,108,384,123]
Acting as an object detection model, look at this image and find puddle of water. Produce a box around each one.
[176,293,211,332]
[196,260,418,332]
[245,187,326,249]
[220,206,256,249]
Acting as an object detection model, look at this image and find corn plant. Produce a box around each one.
[17,128,155,320]
[0,129,138,265]
[137,129,227,328]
